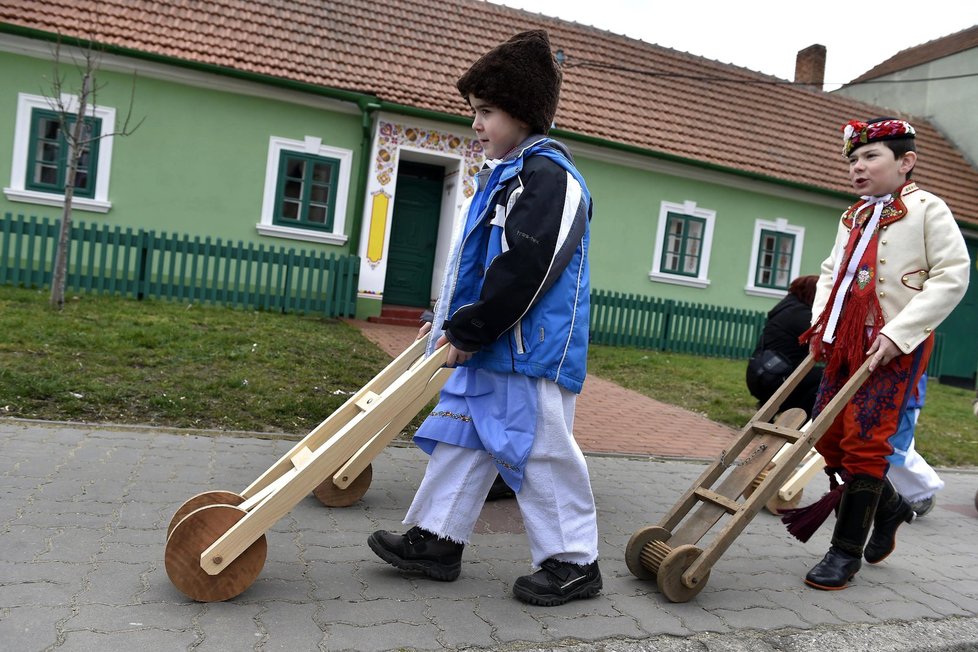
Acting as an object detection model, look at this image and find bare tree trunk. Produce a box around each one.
[49,71,92,311]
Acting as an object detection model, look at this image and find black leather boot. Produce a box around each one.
[805,475,882,590]
[367,526,464,581]
[864,478,915,564]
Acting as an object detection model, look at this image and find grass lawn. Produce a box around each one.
[2,285,975,466]
[0,286,389,435]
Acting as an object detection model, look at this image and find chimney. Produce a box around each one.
[794,44,826,90]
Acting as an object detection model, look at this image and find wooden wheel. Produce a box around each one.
[313,463,373,507]
[167,491,245,539]
[766,487,804,515]
[625,525,671,580]
[657,544,710,603]
[165,504,266,602]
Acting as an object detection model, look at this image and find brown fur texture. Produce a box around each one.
[457,30,561,135]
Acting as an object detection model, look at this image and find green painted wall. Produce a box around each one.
[1,50,362,254]
[576,155,841,312]
[2,48,846,318]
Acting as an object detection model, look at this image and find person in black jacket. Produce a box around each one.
[746,275,822,416]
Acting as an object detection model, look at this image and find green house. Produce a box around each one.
[2,1,976,383]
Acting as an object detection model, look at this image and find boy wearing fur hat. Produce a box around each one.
[783,118,970,590]
[367,30,601,606]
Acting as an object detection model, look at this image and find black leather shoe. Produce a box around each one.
[865,496,915,564]
[367,526,463,581]
[804,546,861,590]
[512,558,602,606]
[909,495,935,517]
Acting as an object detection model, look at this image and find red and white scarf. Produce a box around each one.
[802,195,891,378]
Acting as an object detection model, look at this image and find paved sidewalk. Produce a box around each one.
[348,320,739,460]
[2,420,978,651]
[3,321,977,651]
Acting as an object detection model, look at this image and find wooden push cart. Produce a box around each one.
[625,355,873,602]
[164,337,452,602]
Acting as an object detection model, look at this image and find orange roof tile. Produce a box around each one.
[849,25,978,83]
[2,0,977,226]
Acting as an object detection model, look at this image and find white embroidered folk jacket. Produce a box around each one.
[812,182,971,355]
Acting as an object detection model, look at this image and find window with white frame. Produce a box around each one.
[5,92,117,213]
[745,218,805,297]
[649,200,715,288]
[257,136,352,245]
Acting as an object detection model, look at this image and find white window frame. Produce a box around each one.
[257,135,352,245]
[745,217,806,298]
[649,200,715,288]
[5,92,116,213]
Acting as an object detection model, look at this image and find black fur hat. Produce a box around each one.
[457,30,561,135]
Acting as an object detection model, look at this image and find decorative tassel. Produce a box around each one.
[780,469,849,542]
[827,289,881,377]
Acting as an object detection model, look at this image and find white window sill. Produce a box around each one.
[4,188,111,213]
[256,223,348,246]
[745,286,788,299]
[648,271,710,289]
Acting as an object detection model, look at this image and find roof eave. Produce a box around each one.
[0,21,380,109]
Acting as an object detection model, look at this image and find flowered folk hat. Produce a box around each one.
[842,118,916,157]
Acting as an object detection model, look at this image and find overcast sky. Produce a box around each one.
[488,0,978,91]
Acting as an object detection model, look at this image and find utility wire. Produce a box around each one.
[561,58,978,86]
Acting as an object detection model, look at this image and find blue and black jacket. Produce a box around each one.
[441,136,592,393]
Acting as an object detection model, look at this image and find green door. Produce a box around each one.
[936,236,978,385]
[383,161,443,307]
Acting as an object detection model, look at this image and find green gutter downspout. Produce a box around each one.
[348,100,382,254]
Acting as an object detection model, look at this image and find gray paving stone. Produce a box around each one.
[712,605,810,631]
[1,421,978,652]
[321,596,427,626]
[59,628,198,651]
[0,605,68,651]
[76,561,155,604]
[475,597,550,644]
[426,597,496,647]
[255,601,324,649]
[323,620,442,652]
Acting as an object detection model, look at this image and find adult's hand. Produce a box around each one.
[417,321,432,340]
[866,334,901,372]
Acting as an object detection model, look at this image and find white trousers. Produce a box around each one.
[889,437,944,502]
[403,379,599,567]
[888,408,943,502]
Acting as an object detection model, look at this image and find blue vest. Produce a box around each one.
[449,140,592,393]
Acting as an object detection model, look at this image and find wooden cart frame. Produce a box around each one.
[164,337,452,602]
[625,355,873,602]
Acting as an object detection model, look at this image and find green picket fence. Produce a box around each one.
[590,289,766,359]
[589,288,946,376]
[0,213,359,317]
